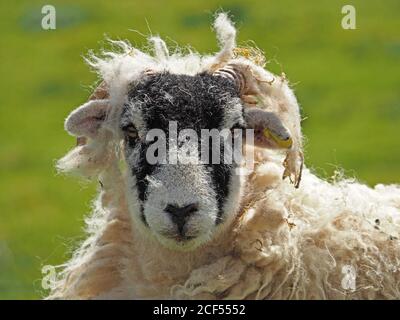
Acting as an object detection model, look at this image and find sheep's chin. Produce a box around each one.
[153,231,211,252]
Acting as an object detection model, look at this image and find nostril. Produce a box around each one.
[164,204,177,215]
[164,203,199,218]
[183,203,199,215]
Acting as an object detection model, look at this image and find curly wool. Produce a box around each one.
[48,14,400,299]
[49,148,400,299]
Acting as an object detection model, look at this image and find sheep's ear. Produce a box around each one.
[244,107,293,149]
[65,99,110,139]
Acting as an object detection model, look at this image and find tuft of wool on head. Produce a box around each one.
[211,12,237,68]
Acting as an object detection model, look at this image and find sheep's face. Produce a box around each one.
[121,73,245,251]
[62,13,301,253]
[65,71,293,251]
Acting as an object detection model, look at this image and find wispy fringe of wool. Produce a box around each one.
[49,14,400,299]
[49,148,400,299]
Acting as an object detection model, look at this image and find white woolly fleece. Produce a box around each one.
[50,149,400,299]
[50,14,400,299]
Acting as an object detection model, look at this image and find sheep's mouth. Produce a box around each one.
[160,232,197,243]
[172,234,196,242]
[154,230,206,250]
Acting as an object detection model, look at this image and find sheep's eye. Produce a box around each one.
[122,124,138,140]
[230,123,245,135]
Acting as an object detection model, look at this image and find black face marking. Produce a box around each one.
[121,72,242,224]
[208,164,231,224]
[128,72,239,132]
[139,204,149,227]
[127,143,154,202]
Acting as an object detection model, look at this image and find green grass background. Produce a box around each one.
[0,0,399,299]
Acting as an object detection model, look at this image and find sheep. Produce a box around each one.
[48,13,400,299]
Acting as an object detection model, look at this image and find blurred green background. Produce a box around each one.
[0,0,399,299]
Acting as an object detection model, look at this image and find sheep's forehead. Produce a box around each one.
[122,72,243,132]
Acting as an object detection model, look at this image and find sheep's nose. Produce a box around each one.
[164,203,199,235]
